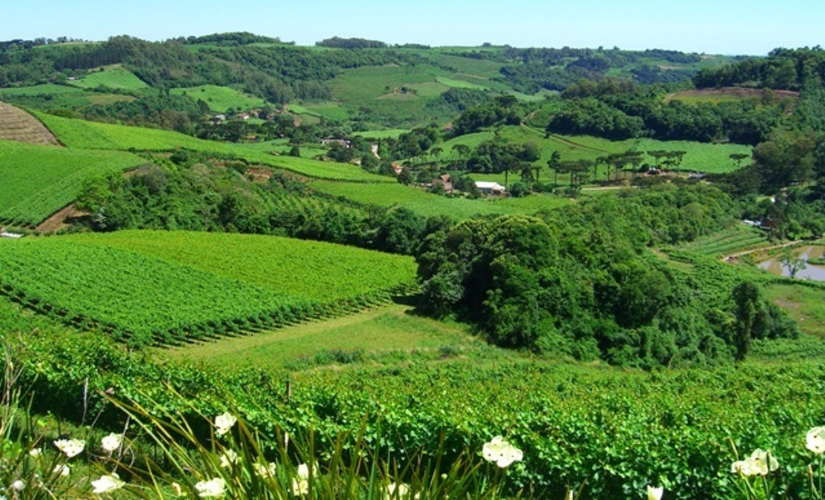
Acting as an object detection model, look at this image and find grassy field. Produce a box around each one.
[435,76,490,90]
[66,65,149,91]
[288,102,351,122]
[310,180,570,218]
[0,141,144,226]
[437,126,752,182]
[170,85,267,112]
[764,282,825,338]
[162,303,502,369]
[353,129,409,139]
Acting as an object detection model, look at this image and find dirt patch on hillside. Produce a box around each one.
[36,204,89,232]
[0,102,61,145]
[664,87,800,103]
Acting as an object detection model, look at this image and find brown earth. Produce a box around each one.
[0,102,61,145]
[35,204,89,233]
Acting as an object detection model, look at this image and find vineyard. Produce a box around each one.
[0,231,416,346]
[0,141,145,226]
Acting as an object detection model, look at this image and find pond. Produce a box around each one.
[758,245,825,281]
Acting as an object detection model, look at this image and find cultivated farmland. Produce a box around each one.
[0,141,144,226]
[0,231,416,346]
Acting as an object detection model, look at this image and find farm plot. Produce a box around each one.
[0,231,417,346]
[0,141,144,226]
[674,224,769,257]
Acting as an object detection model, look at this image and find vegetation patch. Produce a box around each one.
[170,84,266,112]
[66,65,149,91]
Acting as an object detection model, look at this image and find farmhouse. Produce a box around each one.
[475,181,506,195]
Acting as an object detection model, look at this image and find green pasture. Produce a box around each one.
[288,102,351,121]
[630,139,752,174]
[66,65,149,91]
[0,84,84,96]
[352,129,408,139]
[434,76,489,90]
[764,282,825,338]
[310,180,566,218]
[163,303,497,368]
[0,85,135,111]
[171,85,267,112]
[0,141,144,226]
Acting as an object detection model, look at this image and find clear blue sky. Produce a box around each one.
[2,0,822,55]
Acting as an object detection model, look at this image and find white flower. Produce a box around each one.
[11,480,25,491]
[101,433,122,453]
[195,478,226,498]
[53,439,85,458]
[807,427,825,454]
[53,464,70,477]
[253,462,277,478]
[292,478,309,496]
[171,483,183,497]
[219,449,238,468]
[28,448,42,458]
[482,436,523,468]
[214,412,237,437]
[292,463,312,496]
[91,473,125,494]
[647,485,664,500]
[731,449,779,476]
[385,482,419,499]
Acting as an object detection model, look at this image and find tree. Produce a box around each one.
[730,153,750,169]
[732,281,760,361]
[289,145,301,157]
[753,131,816,193]
[547,151,562,186]
[780,250,807,278]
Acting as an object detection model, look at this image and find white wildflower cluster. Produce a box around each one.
[482,436,523,468]
[214,412,237,437]
[731,448,780,477]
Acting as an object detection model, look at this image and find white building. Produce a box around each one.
[475,181,506,195]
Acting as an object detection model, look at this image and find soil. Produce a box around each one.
[36,204,89,233]
[0,102,61,145]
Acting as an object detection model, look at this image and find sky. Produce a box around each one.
[2,0,823,55]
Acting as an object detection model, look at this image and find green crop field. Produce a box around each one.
[435,76,490,90]
[170,85,267,112]
[675,224,770,257]
[0,141,145,226]
[0,231,416,346]
[66,65,149,91]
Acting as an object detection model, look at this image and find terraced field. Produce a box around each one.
[0,103,60,145]
[674,224,769,257]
